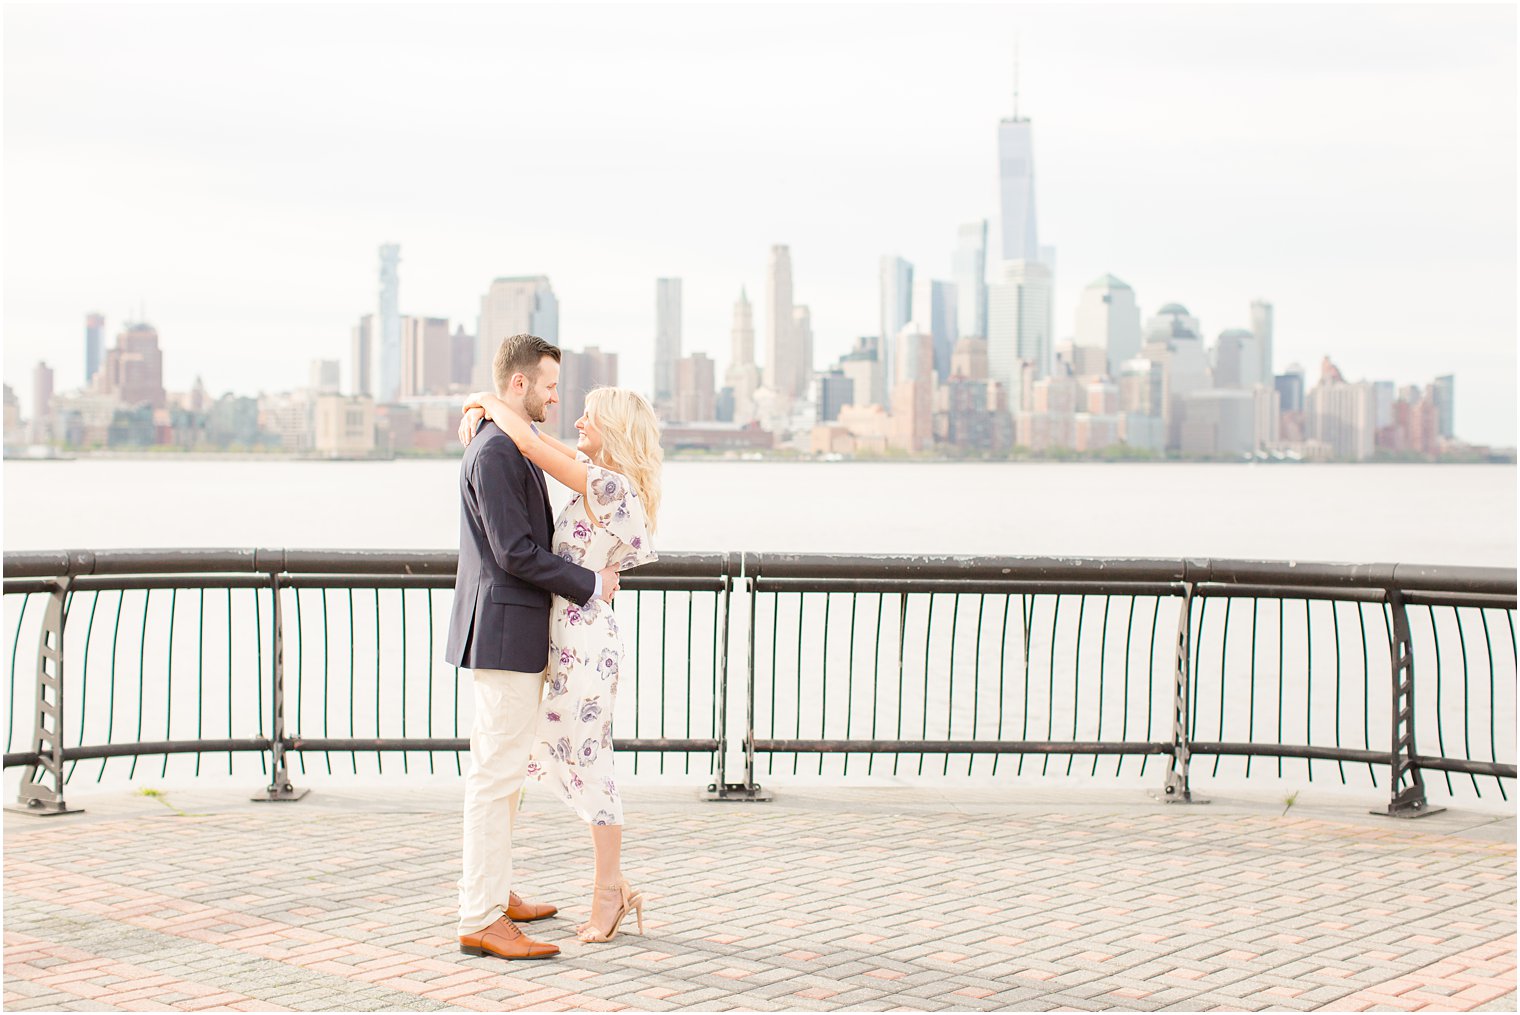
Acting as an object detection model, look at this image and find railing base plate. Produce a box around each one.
[1150,789,1210,805]
[1372,802,1446,819]
[6,800,82,817]
[252,786,310,803]
[704,782,772,802]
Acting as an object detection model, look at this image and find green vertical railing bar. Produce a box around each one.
[1068,594,1085,777]
[867,593,883,777]
[1092,596,1111,778]
[372,589,383,774]
[254,586,266,775]
[1330,602,1345,784]
[1116,596,1136,777]
[1454,607,1479,795]
[1276,599,1285,779]
[7,593,31,754]
[1358,603,1377,787]
[400,590,409,774]
[160,589,177,778]
[102,590,124,781]
[426,589,436,776]
[294,589,307,775]
[968,595,984,777]
[819,593,830,777]
[1018,594,1034,777]
[1140,597,1160,779]
[321,590,333,775]
[1244,599,1258,779]
[68,592,101,783]
[917,594,936,777]
[1303,598,1313,781]
[843,593,858,777]
[1042,596,1060,777]
[1213,598,1232,778]
[1479,609,1503,800]
[194,590,204,778]
[225,589,233,776]
[991,595,1011,778]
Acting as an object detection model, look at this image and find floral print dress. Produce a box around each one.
[525,458,656,826]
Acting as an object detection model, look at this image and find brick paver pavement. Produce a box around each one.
[3,784,1514,1011]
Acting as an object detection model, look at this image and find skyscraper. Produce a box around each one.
[954,222,988,339]
[838,336,883,409]
[1307,360,1376,460]
[475,276,559,389]
[912,278,958,382]
[997,77,1038,262]
[725,288,761,423]
[1073,275,1141,374]
[1432,374,1455,439]
[450,326,475,389]
[675,353,717,422]
[85,313,104,386]
[30,361,53,444]
[654,278,682,408]
[351,314,373,397]
[987,260,1052,392]
[1212,328,1260,389]
[553,346,619,439]
[401,316,452,397]
[764,245,801,399]
[1143,304,1210,448]
[1250,299,1274,387]
[96,323,166,407]
[792,305,814,399]
[878,255,913,394]
[309,359,341,394]
[1275,364,1306,414]
[376,244,401,403]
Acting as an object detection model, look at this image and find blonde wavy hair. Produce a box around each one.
[584,387,663,532]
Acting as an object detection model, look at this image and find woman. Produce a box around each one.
[459,386,661,944]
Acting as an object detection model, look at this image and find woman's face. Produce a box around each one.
[575,409,604,460]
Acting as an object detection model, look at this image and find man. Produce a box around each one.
[445,333,619,961]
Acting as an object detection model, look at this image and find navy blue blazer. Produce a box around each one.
[444,420,597,672]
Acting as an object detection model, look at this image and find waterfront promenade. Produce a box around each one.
[3,784,1514,1012]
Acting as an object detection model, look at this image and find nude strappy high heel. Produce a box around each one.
[578,880,645,943]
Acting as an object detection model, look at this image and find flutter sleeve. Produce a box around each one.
[583,461,657,570]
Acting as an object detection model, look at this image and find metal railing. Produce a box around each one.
[5,549,1515,816]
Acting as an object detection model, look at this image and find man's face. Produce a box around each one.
[520,356,560,423]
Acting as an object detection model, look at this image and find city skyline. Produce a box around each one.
[3,4,1515,445]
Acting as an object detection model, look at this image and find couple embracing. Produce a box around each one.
[444,333,662,960]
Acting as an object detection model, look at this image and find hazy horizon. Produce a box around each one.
[3,3,1515,445]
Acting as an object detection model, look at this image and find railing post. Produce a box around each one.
[254,571,307,802]
[1374,590,1442,818]
[9,578,80,816]
[705,552,731,796]
[706,551,768,800]
[1159,581,1205,804]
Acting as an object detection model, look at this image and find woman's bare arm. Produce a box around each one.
[459,393,575,460]
[475,394,589,501]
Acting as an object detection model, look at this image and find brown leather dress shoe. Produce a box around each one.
[506,891,557,922]
[459,915,560,960]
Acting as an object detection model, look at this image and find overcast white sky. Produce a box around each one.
[3,2,1515,445]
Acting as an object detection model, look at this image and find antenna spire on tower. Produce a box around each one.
[1013,34,1021,120]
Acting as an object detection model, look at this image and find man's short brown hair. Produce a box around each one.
[493,334,562,393]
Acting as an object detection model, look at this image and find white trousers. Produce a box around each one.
[456,665,545,937]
